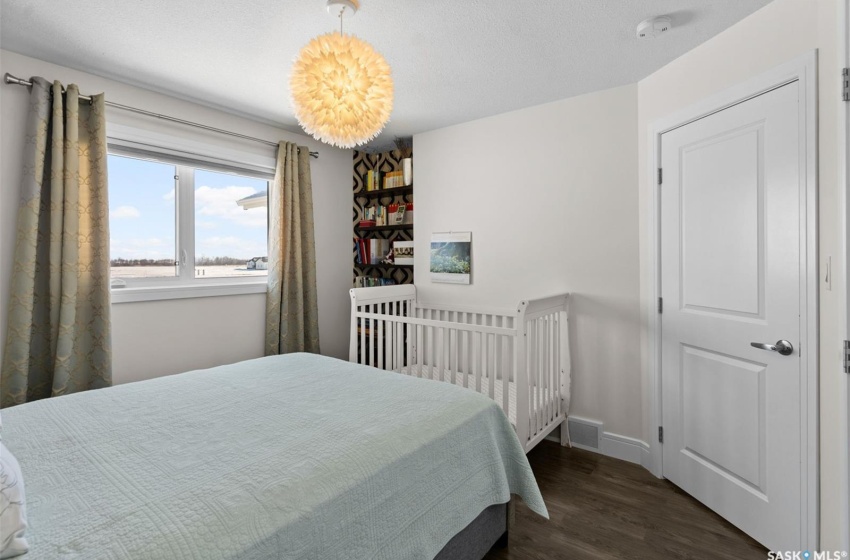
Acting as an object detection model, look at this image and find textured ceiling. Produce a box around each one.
[0,0,773,151]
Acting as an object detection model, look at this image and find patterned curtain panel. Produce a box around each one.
[265,142,321,355]
[1,78,112,407]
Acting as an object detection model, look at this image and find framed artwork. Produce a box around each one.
[430,232,471,284]
[393,241,414,265]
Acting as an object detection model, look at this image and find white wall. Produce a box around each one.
[0,50,353,384]
[413,84,642,440]
[636,0,846,547]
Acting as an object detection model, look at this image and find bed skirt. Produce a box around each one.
[434,503,508,560]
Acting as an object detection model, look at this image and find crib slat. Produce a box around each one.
[528,317,534,436]
[393,301,404,373]
[474,331,481,393]
[541,317,548,429]
[546,315,552,423]
[551,314,557,422]
[540,317,546,433]
[416,321,423,378]
[452,328,459,386]
[405,307,411,375]
[541,316,547,425]
[359,304,366,365]
[530,318,536,436]
[386,307,394,372]
[460,313,467,386]
[550,314,556,418]
[541,317,547,431]
[489,333,496,401]
[502,333,509,416]
[524,317,530,436]
[425,324,431,380]
[535,317,540,433]
[367,304,372,366]
[378,305,385,370]
[553,313,560,419]
[484,316,491,397]
[392,301,398,371]
[411,299,417,374]
[463,329,470,388]
[395,318,401,373]
[437,325,445,382]
[537,317,543,435]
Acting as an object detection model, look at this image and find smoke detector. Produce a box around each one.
[636,16,672,39]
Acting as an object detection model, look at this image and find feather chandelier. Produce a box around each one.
[290,1,393,149]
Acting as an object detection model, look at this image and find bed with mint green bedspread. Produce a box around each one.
[2,353,547,560]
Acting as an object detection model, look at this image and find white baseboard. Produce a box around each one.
[546,416,651,467]
[599,431,651,465]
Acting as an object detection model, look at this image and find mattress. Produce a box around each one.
[408,366,560,427]
[1,353,547,560]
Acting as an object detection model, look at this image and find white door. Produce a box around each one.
[660,82,803,550]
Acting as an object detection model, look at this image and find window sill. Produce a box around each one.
[111,281,267,304]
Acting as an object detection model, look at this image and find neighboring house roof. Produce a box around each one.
[236,190,268,210]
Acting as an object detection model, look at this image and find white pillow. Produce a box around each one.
[0,441,28,559]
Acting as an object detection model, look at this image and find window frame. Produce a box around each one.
[107,144,273,304]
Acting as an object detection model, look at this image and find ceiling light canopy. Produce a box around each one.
[290,0,394,149]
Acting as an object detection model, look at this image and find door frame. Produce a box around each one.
[645,50,819,548]
[841,0,850,549]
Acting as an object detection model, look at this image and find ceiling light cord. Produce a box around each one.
[339,7,346,35]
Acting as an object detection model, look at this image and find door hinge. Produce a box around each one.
[658,297,663,314]
[843,68,850,102]
[657,168,663,185]
[844,340,850,373]
[658,426,664,444]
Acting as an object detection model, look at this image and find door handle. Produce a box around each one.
[750,340,794,356]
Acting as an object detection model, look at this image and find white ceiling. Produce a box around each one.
[0,0,774,151]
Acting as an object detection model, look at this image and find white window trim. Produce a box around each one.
[107,136,275,304]
[111,280,267,304]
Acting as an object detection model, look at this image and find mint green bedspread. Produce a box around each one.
[2,353,547,559]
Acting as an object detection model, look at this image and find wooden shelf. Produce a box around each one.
[356,224,413,233]
[354,263,413,270]
[355,185,413,199]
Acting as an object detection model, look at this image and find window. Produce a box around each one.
[108,150,271,301]
[109,155,177,279]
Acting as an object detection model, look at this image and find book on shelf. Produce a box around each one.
[355,238,391,265]
[365,170,384,192]
[362,204,411,227]
[355,238,369,264]
[383,170,404,189]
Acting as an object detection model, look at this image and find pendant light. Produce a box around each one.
[290,0,394,148]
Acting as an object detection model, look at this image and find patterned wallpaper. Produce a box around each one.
[353,149,414,286]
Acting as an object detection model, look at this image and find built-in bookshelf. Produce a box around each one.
[353,149,413,287]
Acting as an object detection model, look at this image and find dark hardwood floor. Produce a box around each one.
[486,441,767,560]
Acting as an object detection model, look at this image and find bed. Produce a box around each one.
[350,285,571,452]
[0,353,547,560]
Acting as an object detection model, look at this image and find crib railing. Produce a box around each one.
[349,285,570,451]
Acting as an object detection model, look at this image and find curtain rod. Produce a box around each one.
[3,73,319,159]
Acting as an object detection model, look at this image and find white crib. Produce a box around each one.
[349,285,571,453]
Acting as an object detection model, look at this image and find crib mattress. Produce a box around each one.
[408,367,561,428]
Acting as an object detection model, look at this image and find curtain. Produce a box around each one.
[1,78,112,407]
[265,142,320,355]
